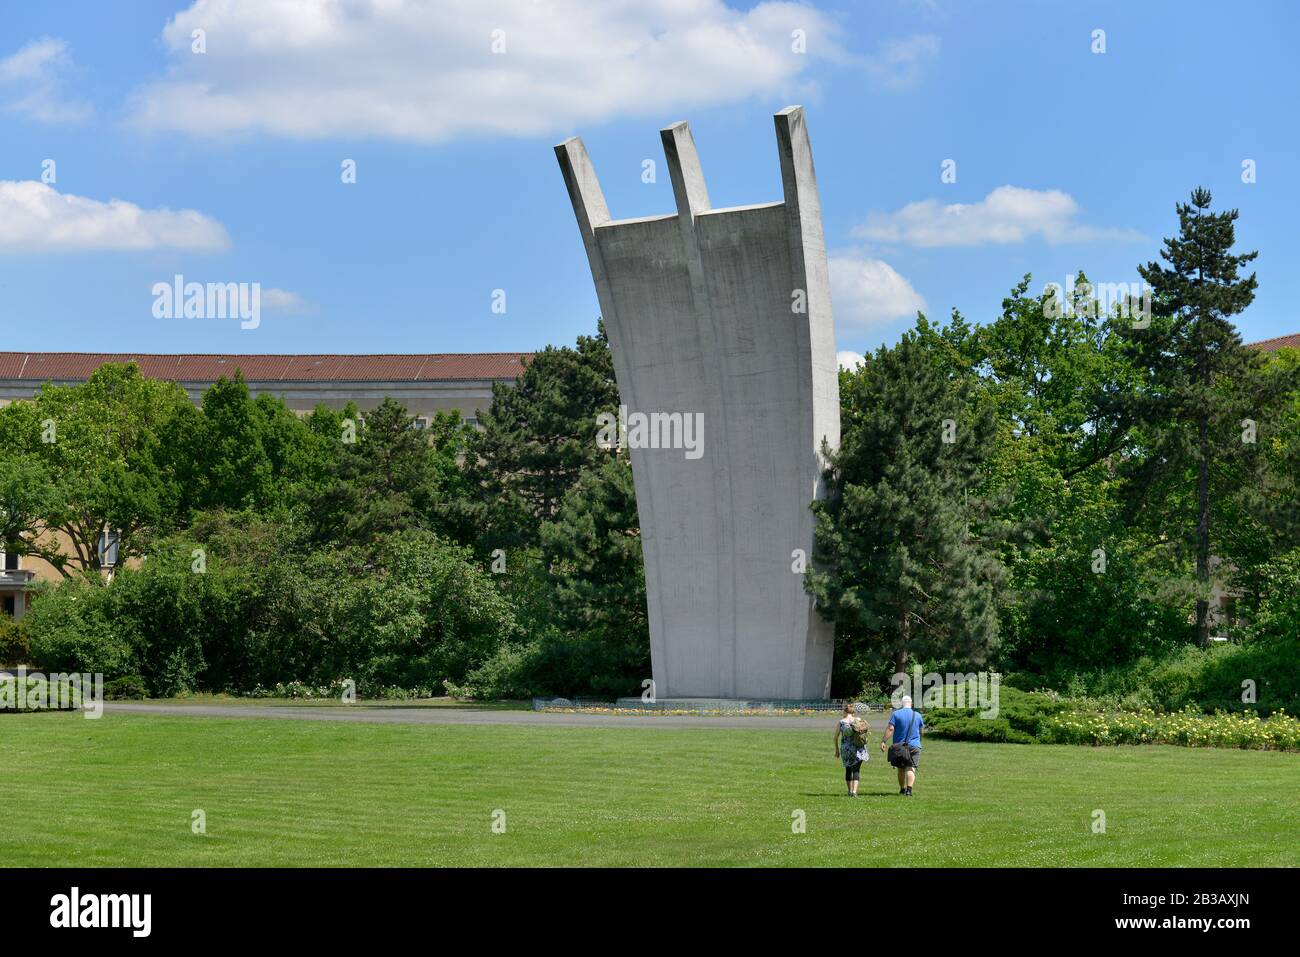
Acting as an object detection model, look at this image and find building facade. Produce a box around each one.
[0,351,530,423]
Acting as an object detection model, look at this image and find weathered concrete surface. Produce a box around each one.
[556,107,839,699]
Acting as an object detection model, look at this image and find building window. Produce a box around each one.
[2,596,14,617]
[98,530,120,568]
[2,551,17,571]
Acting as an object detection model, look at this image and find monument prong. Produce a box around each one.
[554,136,611,246]
[659,121,711,223]
[774,105,826,255]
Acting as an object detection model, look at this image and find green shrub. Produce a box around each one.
[925,685,1072,742]
[20,520,520,697]
[1033,641,1299,716]
[516,625,649,698]
[247,679,357,699]
[351,531,518,691]
[24,578,135,678]
[445,643,537,699]
[925,715,1036,744]
[103,675,148,700]
[0,613,31,665]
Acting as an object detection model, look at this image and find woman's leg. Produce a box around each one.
[845,761,862,795]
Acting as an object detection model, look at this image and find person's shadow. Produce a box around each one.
[800,791,899,798]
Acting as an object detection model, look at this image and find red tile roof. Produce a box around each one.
[1247,333,1300,352]
[0,352,531,383]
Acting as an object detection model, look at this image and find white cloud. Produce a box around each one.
[836,350,865,370]
[853,185,1144,247]
[0,180,230,253]
[864,34,939,90]
[261,287,315,314]
[829,255,926,330]
[127,0,847,142]
[0,37,93,124]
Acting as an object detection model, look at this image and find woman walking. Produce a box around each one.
[834,702,869,796]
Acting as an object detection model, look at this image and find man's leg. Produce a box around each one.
[896,766,906,792]
[905,768,916,790]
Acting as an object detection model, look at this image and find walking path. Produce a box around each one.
[104,701,849,731]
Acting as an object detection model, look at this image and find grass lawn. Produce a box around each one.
[2,711,1296,866]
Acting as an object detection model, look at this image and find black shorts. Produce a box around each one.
[904,747,920,769]
[844,760,862,782]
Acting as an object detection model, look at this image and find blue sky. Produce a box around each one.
[1,0,1296,361]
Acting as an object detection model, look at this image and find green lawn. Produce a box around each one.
[3,711,1296,866]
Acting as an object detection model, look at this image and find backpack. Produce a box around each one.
[849,717,870,748]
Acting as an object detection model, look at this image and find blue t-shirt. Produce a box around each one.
[889,708,923,749]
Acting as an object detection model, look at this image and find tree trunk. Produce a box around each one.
[1193,242,1212,648]
[894,616,910,677]
[1195,407,1211,646]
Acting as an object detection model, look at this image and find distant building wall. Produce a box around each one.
[0,351,530,423]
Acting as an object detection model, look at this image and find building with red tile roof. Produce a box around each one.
[0,351,532,424]
[1246,333,1300,352]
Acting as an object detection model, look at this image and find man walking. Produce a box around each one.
[881,695,923,796]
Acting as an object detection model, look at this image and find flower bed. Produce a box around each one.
[1038,707,1299,751]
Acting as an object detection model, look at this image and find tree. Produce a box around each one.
[307,397,468,547]
[536,452,648,693]
[17,364,192,575]
[970,275,1172,670]
[975,273,1140,477]
[0,412,62,565]
[1121,188,1292,644]
[472,324,620,549]
[808,325,1008,685]
[159,374,340,521]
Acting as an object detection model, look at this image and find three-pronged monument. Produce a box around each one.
[556,107,840,701]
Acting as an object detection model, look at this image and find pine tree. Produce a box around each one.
[472,323,620,549]
[537,452,648,693]
[807,327,1006,683]
[308,397,453,547]
[1123,188,1289,645]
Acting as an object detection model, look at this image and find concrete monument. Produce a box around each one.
[555,106,839,700]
